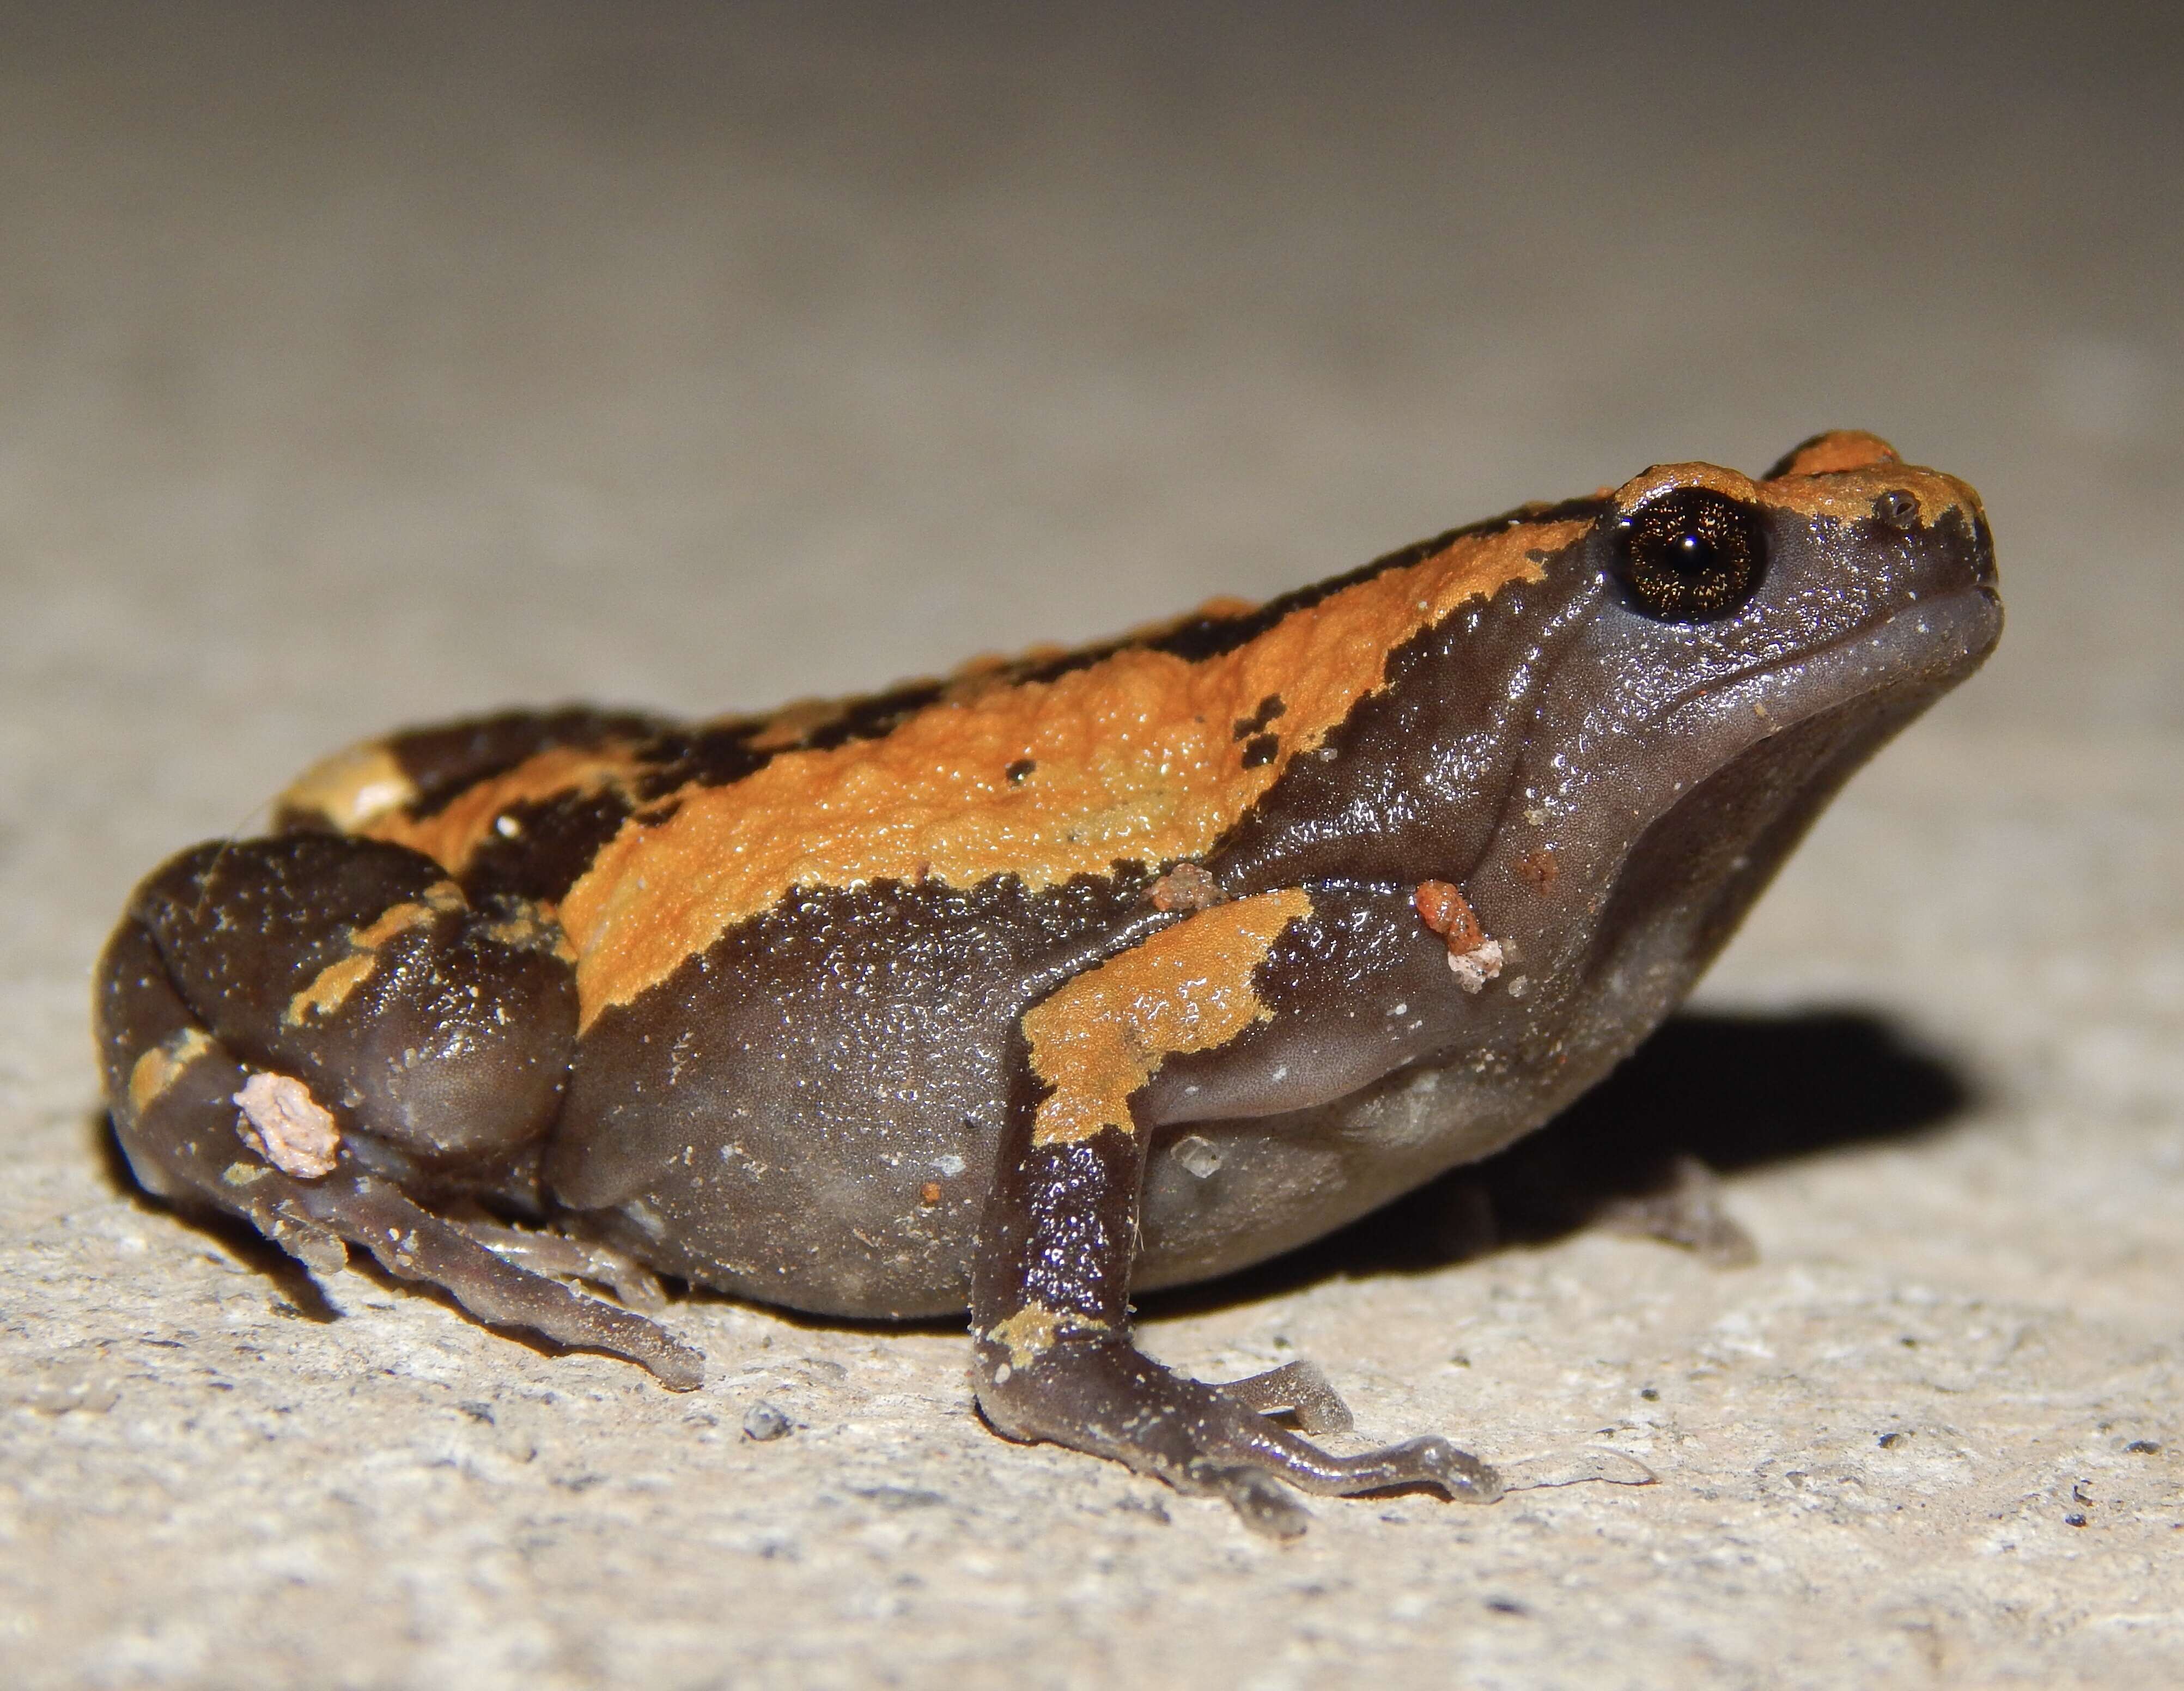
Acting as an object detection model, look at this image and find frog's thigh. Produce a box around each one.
[98,836,702,1388]
[131,834,577,1161]
[969,892,1499,1536]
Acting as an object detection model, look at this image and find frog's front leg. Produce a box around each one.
[970,888,1501,1537]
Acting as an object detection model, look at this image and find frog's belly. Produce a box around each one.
[540,879,1131,1317]
[539,883,1639,1319]
[553,1044,1611,1322]
[544,975,1021,1318]
[552,1062,1011,1319]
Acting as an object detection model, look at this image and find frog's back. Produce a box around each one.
[280,505,1567,1032]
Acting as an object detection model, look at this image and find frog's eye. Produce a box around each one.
[1611,489,1767,623]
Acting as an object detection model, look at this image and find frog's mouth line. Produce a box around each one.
[1643,583,2003,801]
[1464,580,2000,1008]
[1560,581,2004,1020]
[1483,581,2003,889]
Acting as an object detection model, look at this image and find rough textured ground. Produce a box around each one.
[3,6,2179,1687]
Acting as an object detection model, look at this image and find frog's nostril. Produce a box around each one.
[1872,490,1920,531]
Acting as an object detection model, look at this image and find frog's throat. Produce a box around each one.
[1459,581,2000,999]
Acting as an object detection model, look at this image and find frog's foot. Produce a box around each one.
[974,1333,1501,1539]
[95,910,705,1390]
[287,1171,705,1389]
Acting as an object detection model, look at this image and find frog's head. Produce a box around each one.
[1462,430,2001,1052]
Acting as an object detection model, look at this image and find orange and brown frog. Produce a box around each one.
[96,430,1999,1535]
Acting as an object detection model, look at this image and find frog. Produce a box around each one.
[95,430,1999,1536]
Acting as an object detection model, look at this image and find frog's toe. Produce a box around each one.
[976,1336,1322,1531]
[290,1173,708,1390]
[1231,1423,1505,1506]
[459,1218,672,1313]
[1189,1461,1316,1540]
[1214,1358,1354,1435]
[1368,1434,1505,1503]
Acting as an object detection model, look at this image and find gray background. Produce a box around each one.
[3,4,2180,1686]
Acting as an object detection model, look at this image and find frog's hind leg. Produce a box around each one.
[95,837,704,1389]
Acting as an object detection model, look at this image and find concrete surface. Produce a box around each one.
[3,5,2180,1686]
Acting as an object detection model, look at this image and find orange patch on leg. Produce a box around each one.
[1021,889,1313,1147]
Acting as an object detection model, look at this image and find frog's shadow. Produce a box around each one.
[1144,1005,1978,1317]
[93,1005,1975,1342]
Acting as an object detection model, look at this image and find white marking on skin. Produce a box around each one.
[1391,1002,1407,1016]
[233,1073,342,1179]
[1171,1135,1223,1179]
[1447,938,1505,994]
[280,743,418,830]
[933,1153,966,1177]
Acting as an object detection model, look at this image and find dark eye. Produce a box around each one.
[1612,489,1767,623]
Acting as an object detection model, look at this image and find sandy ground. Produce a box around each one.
[3,5,2180,1686]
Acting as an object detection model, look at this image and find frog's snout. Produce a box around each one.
[1933,477,2001,654]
